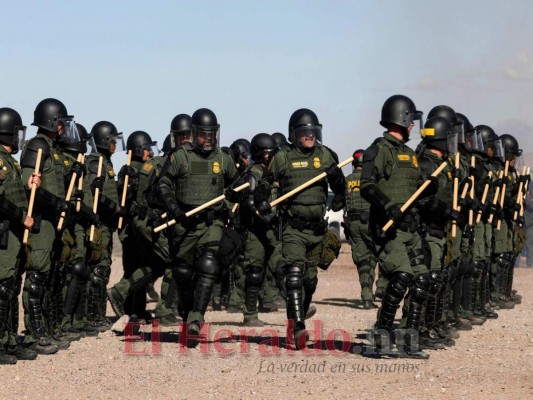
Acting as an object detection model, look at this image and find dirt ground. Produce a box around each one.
[1,242,532,400]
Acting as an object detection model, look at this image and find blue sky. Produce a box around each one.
[2,0,533,167]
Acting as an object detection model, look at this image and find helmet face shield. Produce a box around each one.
[453,122,465,144]
[110,133,126,152]
[59,118,80,145]
[192,126,219,152]
[447,132,459,156]
[86,134,97,154]
[147,141,159,157]
[492,139,504,161]
[476,132,485,153]
[171,131,192,149]
[12,125,26,155]
[464,129,481,152]
[294,125,322,147]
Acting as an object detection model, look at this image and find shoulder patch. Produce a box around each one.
[0,168,7,182]
[143,163,154,171]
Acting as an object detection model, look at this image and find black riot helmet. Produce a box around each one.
[288,108,322,147]
[476,125,503,159]
[127,131,156,160]
[456,113,482,154]
[352,149,364,169]
[380,95,423,140]
[421,117,453,154]
[191,108,220,153]
[32,98,70,133]
[272,132,288,149]
[170,113,192,148]
[62,123,89,154]
[91,121,125,154]
[0,107,26,155]
[427,105,464,145]
[499,134,522,159]
[230,138,251,168]
[250,133,275,164]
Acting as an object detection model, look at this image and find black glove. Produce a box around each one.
[510,201,521,212]
[71,161,86,176]
[463,224,474,238]
[73,189,84,202]
[88,212,99,226]
[169,205,186,223]
[449,209,463,224]
[385,204,403,223]
[56,199,73,215]
[457,196,466,209]
[224,186,242,203]
[121,165,137,177]
[470,197,480,211]
[116,206,129,218]
[325,164,344,192]
[516,215,525,226]
[256,200,272,216]
[451,167,461,180]
[468,166,477,178]
[492,178,503,190]
[91,176,104,192]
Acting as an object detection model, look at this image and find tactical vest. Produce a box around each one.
[375,137,420,205]
[23,134,66,198]
[345,170,370,213]
[279,146,332,205]
[175,148,225,207]
[136,159,156,206]
[86,153,119,205]
[0,150,28,210]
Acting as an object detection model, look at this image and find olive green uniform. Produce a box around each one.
[0,147,29,349]
[158,144,237,324]
[344,169,377,302]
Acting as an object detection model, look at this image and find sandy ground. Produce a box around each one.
[1,242,532,400]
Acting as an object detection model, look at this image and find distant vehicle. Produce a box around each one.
[326,191,347,241]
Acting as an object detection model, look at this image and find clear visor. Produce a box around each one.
[59,119,81,144]
[447,132,459,156]
[476,132,485,153]
[147,141,159,157]
[464,130,480,152]
[86,134,98,154]
[192,127,220,152]
[492,139,504,161]
[110,133,126,152]
[514,154,524,170]
[15,125,26,151]
[294,125,323,145]
[452,122,465,144]
[171,131,192,149]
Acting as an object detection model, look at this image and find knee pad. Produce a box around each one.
[91,266,109,288]
[285,264,304,292]
[172,264,194,283]
[27,272,47,299]
[0,278,15,301]
[385,271,413,303]
[71,258,89,281]
[408,248,426,268]
[197,248,219,277]
[428,270,445,294]
[410,272,432,303]
[245,267,264,287]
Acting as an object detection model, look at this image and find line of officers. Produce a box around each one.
[0,95,527,364]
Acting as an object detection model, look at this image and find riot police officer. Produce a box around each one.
[158,108,238,336]
[256,108,345,349]
[360,94,434,359]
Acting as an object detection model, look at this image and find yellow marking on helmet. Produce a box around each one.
[420,128,435,137]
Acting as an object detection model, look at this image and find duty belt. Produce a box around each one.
[286,215,327,235]
[347,210,370,223]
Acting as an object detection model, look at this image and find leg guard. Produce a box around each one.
[192,249,219,318]
[303,275,318,317]
[172,263,194,320]
[377,271,413,332]
[63,258,89,315]
[357,257,376,301]
[285,263,305,330]
[25,272,47,338]
[244,266,264,315]
[87,266,108,321]
[405,273,432,351]
[472,261,484,311]
[0,278,15,338]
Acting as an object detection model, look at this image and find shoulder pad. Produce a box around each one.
[323,145,340,164]
[362,144,379,162]
[87,158,102,175]
[20,137,51,170]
